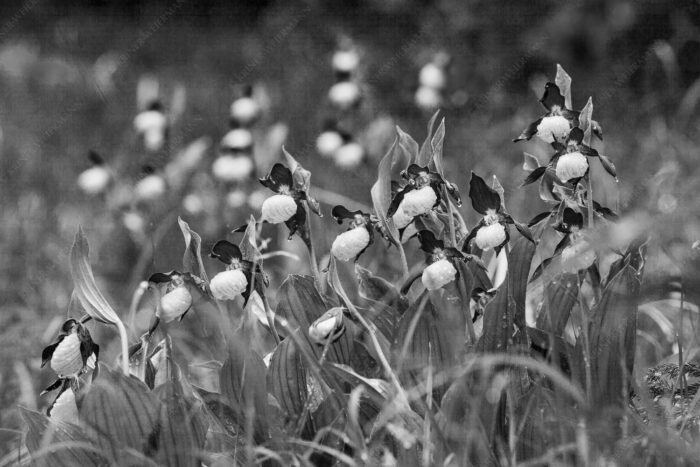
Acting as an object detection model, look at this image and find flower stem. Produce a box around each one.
[116,319,130,375]
[398,241,410,281]
[442,186,457,247]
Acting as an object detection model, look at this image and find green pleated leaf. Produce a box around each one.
[417,110,440,166]
[371,137,401,244]
[154,381,209,467]
[478,222,543,352]
[267,336,308,426]
[79,364,160,461]
[396,125,419,164]
[394,290,463,406]
[275,275,354,364]
[177,217,208,282]
[70,227,121,326]
[588,243,644,409]
[21,407,106,467]
[355,264,407,312]
[430,118,446,176]
[220,328,269,444]
[535,273,579,335]
[555,64,573,110]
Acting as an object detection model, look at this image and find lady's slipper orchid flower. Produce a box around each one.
[334,141,365,169]
[41,318,99,380]
[514,83,603,144]
[387,164,460,220]
[134,101,168,152]
[259,163,313,239]
[463,172,534,254]
[522,127,617,186]
[309,307,346,344]
[415,230,471,291]
[48,384,79,424]
[330,205,377,262]
[332,49,360,74]
[77,150,110,195]
[230,87,261,127]
[135,166,167,202]
[328,80,361,110]
[148,272,193,323]
[210,240,267,305]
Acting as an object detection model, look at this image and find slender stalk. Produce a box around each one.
[397,241,410,281]
[443,186,457,247]
[302,204,323,291]
[457,266,477,345]
[262,295,281,346]
[586,176,594,229]
[115,320,130,375]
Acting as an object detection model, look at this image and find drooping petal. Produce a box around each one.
[521,166,547,187]
[598,154,617,178]
[513,117,543,143]
[416,229,444,253]
[259,163,293,193]
[555,208,584,233]
[331,205,363,224]
[540,82,565,111]
[210,240,244,265]
[41,342,59,368]
[284,201,307,239]
[469,172,502,214]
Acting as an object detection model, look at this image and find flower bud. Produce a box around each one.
[135,174,166,201]
[158,285,193,323]
[475,222,507,250]
[49,388,79,425]
[415,86,441,112]
[535,115,570,144]
[392,206,413,229]
[331,227,370,262]
[261,194,297,224]
[332,50,359,74]
[334,142,364,169]
[134,110,167,134]
[309,308,344,344]
[50,333,84,378]
[221,128,254,151]
[212,154,254,182]
[401,185,437,217]
[316,130,343,158]
[555,151,588,183]
[419,63,446,90]
[421,258,457,290]
[230,97,260,126]
[210,269,248,301]
[77,166,110,195]
[561,238,596,273]
[328,81,360,109]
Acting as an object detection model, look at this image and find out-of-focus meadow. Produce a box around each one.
[1,0,699,457]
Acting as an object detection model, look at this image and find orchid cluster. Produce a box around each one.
[31,65,658,467]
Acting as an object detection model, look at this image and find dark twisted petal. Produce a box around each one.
[540,82,566,111]
[521,166,547,187]
[386,184,415,218]
[147,271,179,283]
[416,229,444,253]
[528,210,552,227]
[406,164,429,178]
[592,201,618,220]
[469,172,502,214]
[331,205,364,223]
[597,154,617,178]
[493,225,511,256]
[560,108,580,126]
[41,342,59,368]
[259,163,293,193]
[568,127,585,145]
[210,240,244,264]
[554,207,584,233]
[513,117,543,142]
[461,218,485,253]
[284,201,307,239]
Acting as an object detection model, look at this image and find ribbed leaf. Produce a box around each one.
[418,110,440,166]
[478,222,543,352]
[70,227,120,325]
[355,264,407,312]
[588,244,644,410]
[555,64,572,110]
[80,364,160,460]
[21,408,105,467]
[396,125,419,164]
[371,137,401,244]
[154,381,209,467]
[535,273,579,335]
[267,336,307,426]
[177,217,208,282]
[220,329,269,444]
[276,275,353,364]
[431,118,446,176]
